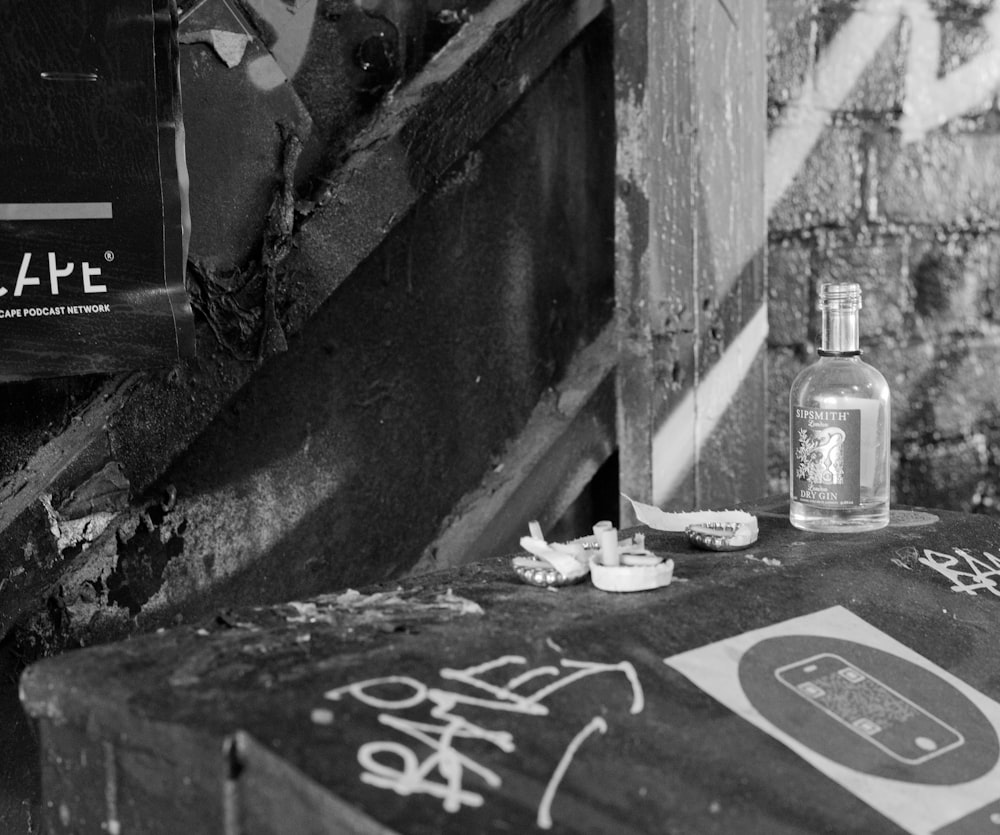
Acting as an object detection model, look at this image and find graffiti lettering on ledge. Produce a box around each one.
[919,548,1000,597]
[321,655,644,829]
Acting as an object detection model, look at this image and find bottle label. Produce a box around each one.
[792,408,862,506]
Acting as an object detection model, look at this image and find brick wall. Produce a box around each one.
[767,0,1000,514]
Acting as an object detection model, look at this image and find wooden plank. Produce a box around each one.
[0,0,608,638]
[613,0,661,515]
[408,322,616,575]
[614,0,699,515]
[284,0,609,335]
[33,713,226,834]
[688,0,767,508]
[615,0,766,521]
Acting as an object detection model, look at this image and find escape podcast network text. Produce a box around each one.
[0,303,112,320]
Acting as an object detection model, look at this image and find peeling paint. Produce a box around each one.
[178,29,252,67]
[40,494,117,557]
[246,53,289,91]
[38,462,131,557]
[434,149,484,198]
[187,128,301,361]
[106,513,186,616]
[59,461,131,519]
[614,88,649,194]
[613,194,634,305]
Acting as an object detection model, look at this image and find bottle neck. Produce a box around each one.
[820,306,861,356]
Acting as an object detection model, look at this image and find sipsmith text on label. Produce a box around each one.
[795,408,849,422]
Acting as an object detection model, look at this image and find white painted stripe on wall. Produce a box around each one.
[899,1,1000,141]
[652,1,887,505]
[0,202,113,221]
[663,0,1000,511]
[765,0,903,217]
[652,301,769,506]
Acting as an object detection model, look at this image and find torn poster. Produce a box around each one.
[0,0,195,380]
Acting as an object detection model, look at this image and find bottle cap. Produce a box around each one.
[818,282,862,353]
[819,282,862,309]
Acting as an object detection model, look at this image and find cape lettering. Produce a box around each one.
[1,252,108,298]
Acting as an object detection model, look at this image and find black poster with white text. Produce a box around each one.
[0,0,195,380]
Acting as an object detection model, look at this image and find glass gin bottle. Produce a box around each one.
[789,282,890,532]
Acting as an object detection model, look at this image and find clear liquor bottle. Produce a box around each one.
[789,282,890,532]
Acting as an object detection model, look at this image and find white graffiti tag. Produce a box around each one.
[323,655,644,827]
[768,0,1000,215]
[919,548,1000,597]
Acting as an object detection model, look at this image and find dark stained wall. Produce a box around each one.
[133,23,615,623]
[0,10,614,668]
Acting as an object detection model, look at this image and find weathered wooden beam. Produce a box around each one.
[408,321,616,575]
[0,0,609,638]
[614,0,767,521]
[284,0,609,335]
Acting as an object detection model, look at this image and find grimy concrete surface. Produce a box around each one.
[18,499,1000,834]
